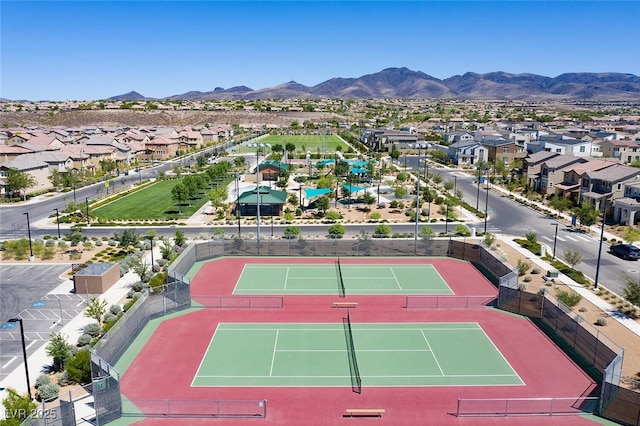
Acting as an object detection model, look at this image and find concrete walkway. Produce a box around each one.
[500,235,640,337]
[0,248,157,421]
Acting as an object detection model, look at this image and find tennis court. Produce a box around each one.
[234,263,452,295]
[192,321,522,388]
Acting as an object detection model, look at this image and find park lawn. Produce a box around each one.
[92,178,215,220]
[235,134,348,155]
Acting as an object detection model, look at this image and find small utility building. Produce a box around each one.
[74,262,120,294]
[237,186,287,217]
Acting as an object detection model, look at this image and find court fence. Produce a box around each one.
[496,284,633,424]
[121,399,267,418]
[456,396,600,417]
[74,237,526,424]
[405,295,496,309]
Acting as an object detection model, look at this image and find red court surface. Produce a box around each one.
[120,257,600,425]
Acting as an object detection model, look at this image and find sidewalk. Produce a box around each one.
[0,248,156,420]
[500,235,640,337]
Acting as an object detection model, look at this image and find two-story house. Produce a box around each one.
[553,159,619,201]
[538,155,589,195]
[599,139,640,163]
[522,151,560,190]
[447,140,487,166]
[580,163,640,211]
[480,136,527,166]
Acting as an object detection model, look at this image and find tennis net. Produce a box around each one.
[336,256,346,298]
[342,310,361,394]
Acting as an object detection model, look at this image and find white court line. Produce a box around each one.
[269,330,279,377]
[2,356,17,369]
[389,267,402,289]
[284,267,289,290]
[420,329,444,376]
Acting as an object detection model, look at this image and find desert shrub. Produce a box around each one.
[556,289,582,307]
[65,349,91,384]
[83,323,102,338]
[596,317,608,326]
[57,370,73,386]
[130,281,149,293]
[523,275,532,282]
[37,383,60,401]
[42,247,56,260]
[531,267,541,274]
[109,304,122,315]
[579,306,588,312]
[149,272,167,289]
[77,334,92,347]
[35,374,51,389]
[103,313,116,323]
[517,259,531,276]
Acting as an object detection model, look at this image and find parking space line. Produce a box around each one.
[2,357,17,369]
[26,341,37,351]
[22,311,37,320]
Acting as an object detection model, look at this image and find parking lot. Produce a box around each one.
[0,264,82,383]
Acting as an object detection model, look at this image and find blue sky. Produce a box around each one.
[1,1,638,101]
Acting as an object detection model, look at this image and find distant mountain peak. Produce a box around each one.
[105,68,640,101]
[108,91,146,101]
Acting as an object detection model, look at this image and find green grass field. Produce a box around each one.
[234,264,452,295]
[92,178,223,220]
[234,134,348,155]
[192,322,522,387]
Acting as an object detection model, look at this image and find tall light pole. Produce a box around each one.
[249,143,271,242]
[147,235,154,269]
[414,146,421,251]
[23,212,33,259]
[594,202,608,290]
[85,197,90,226]
[476,165,481,211]
[483,169,490,234]
[8,318,31,399]
[235,173,241,237]
[551,222,559,259]
[54,208,61,238]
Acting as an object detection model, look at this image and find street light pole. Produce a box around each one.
[249,143,271,243]
[235,173,241,237]
[54,208,61,238]
[23,212,33,259]
[476,166,481,211]
[85,197,90,226]
[551,223,559,259]
[414,147,421,251]
[8,318,32,399]
[594,202,608,290]
[484,170,490,234]
[148,236,154,268]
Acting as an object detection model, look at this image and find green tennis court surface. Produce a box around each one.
[192,322,522,387]
[234,264,453,295]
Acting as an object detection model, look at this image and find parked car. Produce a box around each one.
[610,244,640,260]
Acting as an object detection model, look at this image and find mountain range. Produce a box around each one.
[109,67,640,101]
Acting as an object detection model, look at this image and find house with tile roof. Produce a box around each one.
[522,151,561,190]
[538,155,589,195]
[480,136,527,166]
[145,136,179,160]
[553,159,620,200]
[447,140,487,166]
[599,139,640,163]
[0,153,73,197]
[580,163,640,211]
